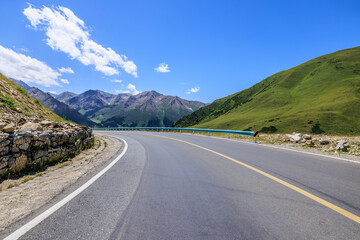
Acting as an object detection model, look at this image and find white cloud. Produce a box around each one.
[60,78,70,84]
[115,89,129,94]
[19,48,29,53]
[111,79,122,83]
[127,83,140,95]
[49,91,57,94]
[23,5,138,77]
[186,86,200,94]
[154,62,170,73]
[115,83,140,95]
[0,45,60,87]
[58,67,74,74]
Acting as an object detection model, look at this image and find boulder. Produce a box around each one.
[336,141,350,152]
[319,139,330,145]
[303,134,312,140]
[289,133,302,143]
[3,123,15,133]
[19,122,43,132]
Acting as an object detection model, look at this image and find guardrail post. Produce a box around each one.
[180,130,182,133]
[254,137,257,143]
[193,131,194,134]
[208,132,210,136]
[228,133,230,139]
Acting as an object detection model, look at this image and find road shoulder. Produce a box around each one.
[0,134,122,232]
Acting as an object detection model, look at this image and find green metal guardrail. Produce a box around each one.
[92,127,258,141]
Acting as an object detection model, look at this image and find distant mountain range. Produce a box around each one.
[11,79,206,127]
[174,46,360,134]
[11,79,95,126]
[54,90,206,127]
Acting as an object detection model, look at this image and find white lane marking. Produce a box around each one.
[4,138,128,240]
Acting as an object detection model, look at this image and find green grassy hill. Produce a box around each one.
[174,46,360,134]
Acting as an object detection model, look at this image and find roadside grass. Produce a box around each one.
[21,177,30,183]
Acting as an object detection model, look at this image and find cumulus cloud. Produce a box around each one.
[115,83,140,95]
[23,5,138,77]
[60,78,70,84]
[186,86,200,94]
[154,62,170,73]
[115,89,129,94]
[127,83,140,95]
[58,67,74,74]
[0,45,60,87]
[111,79,122,83]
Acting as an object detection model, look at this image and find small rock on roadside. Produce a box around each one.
[289,133,302,143]
[303,134,312,140]
[319,139,330,145]
[336,141,350,152]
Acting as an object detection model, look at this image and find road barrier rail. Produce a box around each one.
[92,127,257,139]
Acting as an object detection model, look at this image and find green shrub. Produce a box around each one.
[34,99,42,105]
[22,176,30,183]
[260,126,278,133]
[311,123,325,134]
[0,95,17,110]
[16,86,30,97]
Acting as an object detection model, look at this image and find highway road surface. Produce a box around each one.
[2,131,360,239]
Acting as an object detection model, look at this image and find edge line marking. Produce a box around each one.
[4,138,128,240]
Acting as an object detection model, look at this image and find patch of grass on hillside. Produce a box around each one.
[16,86,30,98]
[34,98,42,106]
[0,95,17,110]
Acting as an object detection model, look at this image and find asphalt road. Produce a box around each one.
[2,131,360,239]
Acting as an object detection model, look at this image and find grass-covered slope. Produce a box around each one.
[0,73,63,121]
[174,46,360,134]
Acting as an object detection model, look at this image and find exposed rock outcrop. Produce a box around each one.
[336,141,350,152]
[0,112,93,177]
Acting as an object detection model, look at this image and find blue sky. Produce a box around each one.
[0,0,359,103]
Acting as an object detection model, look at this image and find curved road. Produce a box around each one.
[2,131,360,239]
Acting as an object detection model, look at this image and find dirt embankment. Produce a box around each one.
[0,134,122,232]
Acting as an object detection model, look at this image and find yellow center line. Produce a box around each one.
[133,131,360,224]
